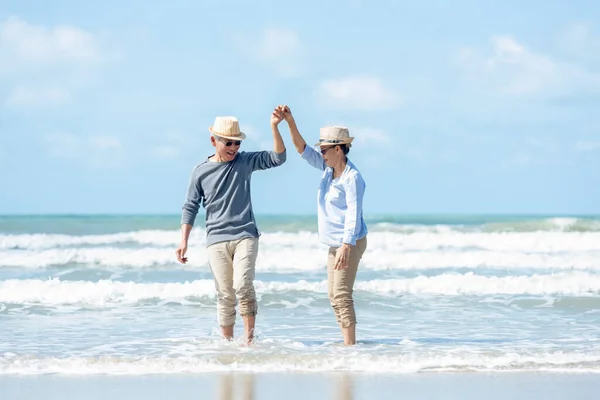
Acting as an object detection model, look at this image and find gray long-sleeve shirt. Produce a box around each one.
[181,150,286,246]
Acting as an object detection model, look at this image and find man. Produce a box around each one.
[176,110,286,343]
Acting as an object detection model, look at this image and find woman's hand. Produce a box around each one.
[334,243,352,270]
[279,104,294,123]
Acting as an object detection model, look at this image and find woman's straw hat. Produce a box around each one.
[314,126,354,147]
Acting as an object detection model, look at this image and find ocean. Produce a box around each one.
[1,214,600,375]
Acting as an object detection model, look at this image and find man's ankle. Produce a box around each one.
[221,325,234,340]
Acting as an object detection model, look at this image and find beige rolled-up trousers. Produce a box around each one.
[206,237,259,327]
[327,236,367,328]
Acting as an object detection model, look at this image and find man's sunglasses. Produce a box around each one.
[216,136,241,147]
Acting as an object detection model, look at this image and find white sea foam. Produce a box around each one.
[366,231,600,253]
[373,217,600,233]
[2,272,600,306]
[2,229,600,252]
[0,230,191,250]
[1,349,599,374]
[1,245,599,271]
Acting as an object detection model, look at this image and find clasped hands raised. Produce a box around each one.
[270,104,295,127]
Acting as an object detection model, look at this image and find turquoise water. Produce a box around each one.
[1,214,600,374]
[3,213,600,234]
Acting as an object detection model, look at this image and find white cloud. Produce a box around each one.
[352,127,390,145]
[342,126,435,167]
[558,23,599,60]
[346,127,391,168]
[149,131,201,159]
[316,76,400,111]
[240,124,260,140]
[43,132,124,167]
[241,124,272,150]
[525,136,560,154]
[503,135,569,167]
[575,140,600,152]
[508,152,533,166]
[235,28,306,77]
[455,35,600,96]
[0,16,105,69]
[0,16,113,107]
[318,125,436,166]
[5,85,71,106]
[89,135,122,152]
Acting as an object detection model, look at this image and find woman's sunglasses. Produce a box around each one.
[320,145,337,155]
[216,136,241,147]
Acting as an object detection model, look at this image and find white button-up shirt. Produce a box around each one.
[301,145,368,247]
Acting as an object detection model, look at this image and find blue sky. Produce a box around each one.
[0,0,599,215]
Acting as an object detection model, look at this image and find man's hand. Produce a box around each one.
[334,243,352,270]
[176,242,188,264]
[278,104,294,123]
[270,106,286,127]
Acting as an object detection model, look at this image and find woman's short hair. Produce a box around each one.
[339,144,351,155]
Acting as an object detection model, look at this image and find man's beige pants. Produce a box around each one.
[206,237,259,327]
[327,236,368,328]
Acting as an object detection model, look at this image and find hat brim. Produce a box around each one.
[315,137,354,147]
[209,127,246,141]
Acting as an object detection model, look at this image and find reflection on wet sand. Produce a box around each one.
[216,372,354,400]
[219,373,254,400]
[332,373,354,400]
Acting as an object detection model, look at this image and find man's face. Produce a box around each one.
[211,135,241,161]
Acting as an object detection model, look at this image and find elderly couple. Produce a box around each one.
[176,105,368,345]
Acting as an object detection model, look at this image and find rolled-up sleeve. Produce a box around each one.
[246,150,287,171]
[301,146,326,171]
[342,172,366,245]
[181,167,203,226]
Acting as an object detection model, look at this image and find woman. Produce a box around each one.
[278,105,368,345]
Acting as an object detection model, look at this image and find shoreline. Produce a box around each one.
[2,372,598,400]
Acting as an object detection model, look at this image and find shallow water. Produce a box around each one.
[1,214,600,374]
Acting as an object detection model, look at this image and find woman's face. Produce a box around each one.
[320,145,342,168]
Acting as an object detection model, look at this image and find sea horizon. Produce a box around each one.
[2,212,599,217]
